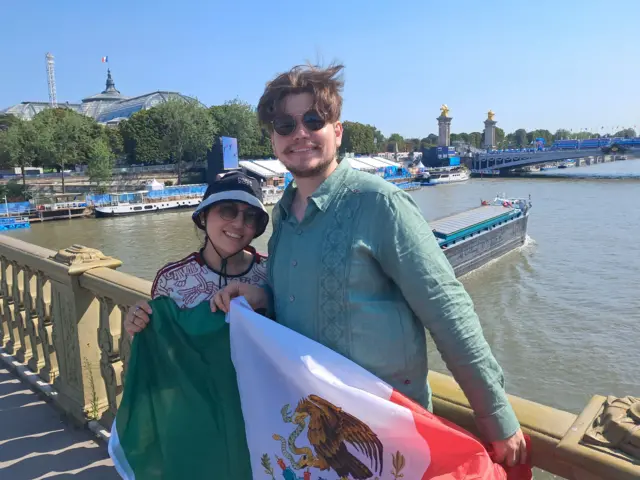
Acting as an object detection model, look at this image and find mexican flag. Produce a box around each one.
[229,298,531,480]
[109,296,531,479]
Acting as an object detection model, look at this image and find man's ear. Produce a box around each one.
[334,121,343,148]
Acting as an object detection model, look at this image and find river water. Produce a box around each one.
[8,160,640,475]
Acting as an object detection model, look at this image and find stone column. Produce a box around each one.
[483,110,497,149]
[49,245,122,424]
[437,116,452,147]
[484,120,497,149]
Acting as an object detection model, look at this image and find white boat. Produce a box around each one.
[426,168,470,184]
[558,160,576,169]
[516,165,540,173]
[94,186,205,218]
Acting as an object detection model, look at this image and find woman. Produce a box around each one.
[124,171,270,336]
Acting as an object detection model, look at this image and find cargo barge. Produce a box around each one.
[432,194,531,277]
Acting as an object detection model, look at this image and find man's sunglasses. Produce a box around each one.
[216,203,264,230]
[272,110,325,136]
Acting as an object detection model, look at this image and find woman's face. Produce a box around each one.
[204,202,261,256]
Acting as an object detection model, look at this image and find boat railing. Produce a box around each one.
[0,235,637,479]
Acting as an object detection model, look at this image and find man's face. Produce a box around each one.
[270,93,343,178]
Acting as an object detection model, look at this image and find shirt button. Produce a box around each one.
[289,295,295,302]
[291,260,297,267]
[296,229,302,235]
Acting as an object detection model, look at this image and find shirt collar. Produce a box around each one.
[278,159,351,217]
[309,159,351,212]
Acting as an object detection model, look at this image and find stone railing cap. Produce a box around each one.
[50,244,122,275]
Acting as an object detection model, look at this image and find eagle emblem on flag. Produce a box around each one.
[261,394,407,480]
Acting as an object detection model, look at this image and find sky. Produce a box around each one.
[2,0,639,138]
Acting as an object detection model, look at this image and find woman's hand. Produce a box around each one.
[124,300,153,338]
[210,283,268,313]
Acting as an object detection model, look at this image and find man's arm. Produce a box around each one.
[375,190,520,442]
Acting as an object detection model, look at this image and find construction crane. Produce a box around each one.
[45,52,57,107]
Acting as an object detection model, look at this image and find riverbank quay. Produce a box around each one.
[0,235,637,479]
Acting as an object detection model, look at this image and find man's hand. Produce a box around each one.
[210,283,268,313]
[490,428,527,467]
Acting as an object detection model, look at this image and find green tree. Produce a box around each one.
[419,137,435,150]
[157,98,215,184]
[614,128,636,138]
[340,121,376,154]
[372,127,385,152]
[209,99,271,158]
[0,114,20,132]
[495,128,505,146]
[0,119,40,187]
[0,179,31,202]
[553,129,571,141]
[386,133,405,152]
[105,127,124,159]
[119,109,170,164]
[514,129,527,147]
[468,132,483,148]
[426,133,438,145]
[87,138,115,192]
[405,138,421,152]
[33,108,105,193]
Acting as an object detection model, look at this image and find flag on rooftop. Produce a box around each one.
[101,56,108,63]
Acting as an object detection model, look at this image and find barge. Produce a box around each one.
[29,195,90,222]
[432,194,531,277]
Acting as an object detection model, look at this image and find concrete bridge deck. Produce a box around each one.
[0,366,117,480]
[473,147,637,172]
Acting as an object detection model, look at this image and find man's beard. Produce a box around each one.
[286,154,335,178]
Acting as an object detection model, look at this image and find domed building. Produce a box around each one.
[1,69,199,125]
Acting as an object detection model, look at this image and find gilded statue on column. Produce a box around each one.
[439,104,449,118]
[487,110,495,121]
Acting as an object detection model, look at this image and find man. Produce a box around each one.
[216,63,527,466]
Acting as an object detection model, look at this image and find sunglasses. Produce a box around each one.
[272,110,326,136]
[215,203,264,229]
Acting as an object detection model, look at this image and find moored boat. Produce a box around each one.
[431,193,531,277]
[396,181,422,192]
[0,216,30,231]
[94,186,206,218]
[29,194,90,222]
[425,167,470,185]
[558,159,576,169]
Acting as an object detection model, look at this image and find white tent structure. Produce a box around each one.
[144,179,164,191]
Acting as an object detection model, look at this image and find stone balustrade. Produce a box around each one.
[0,235,150,429]
[0,234,637,480]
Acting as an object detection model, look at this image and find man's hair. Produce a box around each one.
[257,63,344,130]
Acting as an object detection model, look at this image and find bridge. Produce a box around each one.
[0,236,638,479]
[471,148,621,173]
[471,137,640,173]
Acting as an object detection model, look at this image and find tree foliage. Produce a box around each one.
[340,121,378,154]
[209,99,272,158]
[386,133,405,152]
[87,138,115,192]
[0,119,39,186]
[32,108,107,192]
[156,98,215,184]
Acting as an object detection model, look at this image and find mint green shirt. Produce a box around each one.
[266,159,520,442]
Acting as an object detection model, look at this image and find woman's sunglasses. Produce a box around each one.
[272,110,325,136]
[216,203,264,230]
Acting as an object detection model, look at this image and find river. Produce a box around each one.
[8,160,640,476]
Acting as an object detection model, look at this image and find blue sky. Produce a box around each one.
[2,0,639,138]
